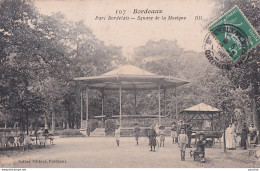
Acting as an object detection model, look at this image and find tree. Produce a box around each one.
[214,0,260,130]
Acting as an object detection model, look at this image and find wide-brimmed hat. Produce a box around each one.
[159,125,165,129]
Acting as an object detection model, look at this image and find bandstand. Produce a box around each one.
[74,64,189,134]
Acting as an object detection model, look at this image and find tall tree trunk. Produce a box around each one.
[254,87,260,131]
[26,113,29,135]
[255,62,260,132]
[52,112,55,133]
[44,114,48,130]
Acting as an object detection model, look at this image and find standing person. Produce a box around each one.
[115,125,120,147]
[178,120,185,134]
[249,123,258,146]
[187,123,193,148]
[241,123,249,150]
[44,126,49,135]
[171,122,178,144]
[87,126,90,137]
[159,126,165,147]
[225,123,236,149]
[178,128,188,161]
[134,123,141,146]
[233,121,241,147]
[148,126,157,152]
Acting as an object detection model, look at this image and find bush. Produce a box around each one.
[59,129,84,137]
[89,120,99,132]
[105,120,116,136]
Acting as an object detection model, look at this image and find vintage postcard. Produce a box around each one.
[0,0,260,169]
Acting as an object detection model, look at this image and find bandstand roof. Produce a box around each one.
[181,103,221,114]
[74,64,189,90]
[93,115,166,119]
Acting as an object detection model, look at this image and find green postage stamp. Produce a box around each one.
[208,6,260,61]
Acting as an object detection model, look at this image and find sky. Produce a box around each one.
[35,0,218,58]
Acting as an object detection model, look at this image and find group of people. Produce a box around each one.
[147,124,166,152]
[170,121,193,147]
[225,122,258,150]
[114,121,204,162]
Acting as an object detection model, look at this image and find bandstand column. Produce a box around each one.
[164,89,166,116]
[134,88,137,115]
[119,83,122,126]
[101,89,105,127]
[80,90,83,129]
[86,88,89,130]
[175,87,179,133]
[158,84,161,125]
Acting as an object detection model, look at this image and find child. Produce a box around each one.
[196,133,207,162]
[134,123,141,146]
[159,126,165,147]
[178,128,188,161]
[115,125,120,147]
[148,126,157,152]
[171,122,178,144]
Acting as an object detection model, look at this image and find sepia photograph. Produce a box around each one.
[0,0,260,169]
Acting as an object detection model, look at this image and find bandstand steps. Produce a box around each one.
[90,128,106,137]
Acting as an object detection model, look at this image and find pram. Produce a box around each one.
[192,147,205,162]
[191,137,206,163]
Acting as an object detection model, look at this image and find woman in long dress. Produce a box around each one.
[226,123,236,149]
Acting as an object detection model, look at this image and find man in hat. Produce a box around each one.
[148,126,157,152]
[134,123,141,146]
[241,123,249,150]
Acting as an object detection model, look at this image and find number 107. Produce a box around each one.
[116,10,126,15]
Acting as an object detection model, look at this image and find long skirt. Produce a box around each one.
[149,138,157,146]
[226,134,236,149]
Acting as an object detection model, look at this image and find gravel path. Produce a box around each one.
[0,137,258,168]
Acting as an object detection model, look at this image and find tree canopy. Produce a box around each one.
[0,0,259,133]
